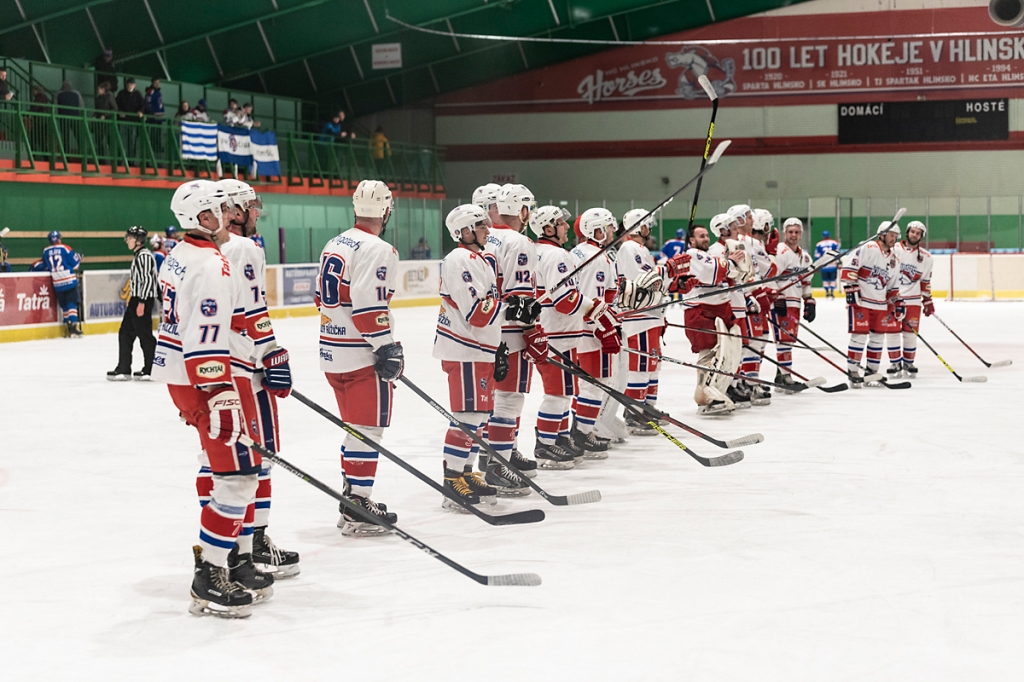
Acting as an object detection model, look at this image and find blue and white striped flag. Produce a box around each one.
[249,129,281,178]
[180,121,217,161]
[218,124,252,166]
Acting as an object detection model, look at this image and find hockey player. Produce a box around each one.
[568,207,622,454]
[616,208,667,434]
[661,228,688,259]
[41,231,83,337]
[531,205,617,462]
[164,224,180,251]
[815,230,841,298]
[214,179,299,577]
[155,180,271,618]
[317,180,404,535]
[841,222,903,387]
[483,184,559,471]
[434,204,537,505]
[472,183,502,226]
[772,217,815,391]
[149,234,167,270]
[737,209,778,405]
[889,220,933,378]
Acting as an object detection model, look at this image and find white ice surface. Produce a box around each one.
[1,301,1022,680]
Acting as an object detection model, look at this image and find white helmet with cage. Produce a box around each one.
[752,208,774,233]
[472,183,502,210]
[528,205,565,238]
[877,221,901,238]
[622,208,653,234]
[170,180,232,234]
[445,204,490,242]
[727,204,751,225]
[496,184,536,218]
[709,213,731,239]
[352,179,394,219]
[906,220,927,237]
[579,207,617,241]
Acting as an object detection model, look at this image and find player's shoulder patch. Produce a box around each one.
[376,266,387,281]
[557,262,567,273]
[596,271,605,282]
[244,263,255,281]
[201,298,218,317]
[634,254,642,264]
[462,270,472,282]
[517,253,528,266]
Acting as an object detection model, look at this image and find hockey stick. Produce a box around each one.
[397,376,601,506]
[786,319,911,390]
[241,438,541,587]
[913,331,987,383]
[290,390,545,526]
[932,313,1012,368]
[666,320,826,354]
[741,341,847,393]
[554,140,732,289]
[624,347,821,392]
[687,75,719,232]
[548,349,750,462]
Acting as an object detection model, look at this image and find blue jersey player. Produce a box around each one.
[41,231,83,336]
[814,230,841,298]
[660,228,688,259]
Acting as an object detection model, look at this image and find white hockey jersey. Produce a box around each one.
[569,239,616,354]
[708,240,746,317]
[773,243,812,305]
[615,238,664,336]
[433,245,504,363]
[683,248,732,307]
[841,241,899,311]
[153,235,251,388]
[220,232,277,375]
[535,239,589,352]
[895,242,934,305]
[484,224,536,353]
[316,225,398,374]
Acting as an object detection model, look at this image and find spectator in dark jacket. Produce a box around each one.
[320,115,342,142]
[94,48,117,92]
[0,66,13,101]
[95,83,117,119]
[56,81,84,116]
[116,77,144,119]
[147,78,164,123]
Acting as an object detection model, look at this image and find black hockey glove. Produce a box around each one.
[504,295,541,325]
[773,297,788,319]
[373,342,404,382]
[493,342,510,382]
[802,298,816,323]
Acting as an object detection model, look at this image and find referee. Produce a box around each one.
[107,226,159,381]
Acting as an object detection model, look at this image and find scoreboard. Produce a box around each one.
[838,99,1009,144]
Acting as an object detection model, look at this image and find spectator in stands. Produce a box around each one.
[94,48,117,93]
[56,81,83,116]
[0,244,11,272]
[409,237,431,260]
[337,110,355,140]
[30,84,49,110]
[369,125,391,161]
[116,77,144,119]
[95,83,117,118]
[142,86,154,114]
[173,101,191,122]
[147,77,165,123]
[0,66,13,101]
[224,99,241,125]
[320,114,342,142]
[236,102,260,129]
[185,98,210,122]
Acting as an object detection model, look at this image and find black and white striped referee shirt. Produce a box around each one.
[129,247,160,300]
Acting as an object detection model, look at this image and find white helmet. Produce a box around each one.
[709,213,731,238]
[472,183,501,210]
[216,178,262,211]
[149,234,165,250]
[783,217,803,230]
[622,208,653,234]
[496,184,535,218]
[727,204,751,225]
[171,179,232,233]
[528,205,564,238]
[353,179,394,219]
[906,220,927,237]
[445,204,490,242]
[877,221,901,238]
[752,208,774,233]
[578,207,617,241]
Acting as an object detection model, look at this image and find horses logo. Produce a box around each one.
[665,47,736,100]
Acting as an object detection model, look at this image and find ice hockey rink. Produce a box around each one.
[1,300,1020,680]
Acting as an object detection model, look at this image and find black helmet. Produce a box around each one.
[126,225,148,240]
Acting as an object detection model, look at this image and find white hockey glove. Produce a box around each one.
[617,271,663,310]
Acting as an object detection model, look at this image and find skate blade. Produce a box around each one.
[537,459,575,470]
[477,494,498,507]
[338,519,391,536]
[254,562,301,578]
[518,469,538,479]
[582,451,609,460]
[751,399,772,406]
[189,598,252,619]
[106,375,130,382]
[249,586,274,604]
[494,487,533,498]
[441,498,475,513]
[133,375,152,382]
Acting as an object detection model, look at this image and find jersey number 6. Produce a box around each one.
[319,255,347,307]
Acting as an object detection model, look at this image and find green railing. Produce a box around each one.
[0,100,445,192]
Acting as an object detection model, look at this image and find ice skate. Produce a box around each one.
[228,545,274,603]
[625,413,658,436]
[749,383,772,406]
[726,383,752,409]
[572,421,609,452]
[106,369,130,382]
[903,362,918,379]
[848,368,864,389]
[442,469,481,512]
[132,370,152,382]
[189,546,252,619]
[533,439,575,470]
[462,467,497,506]
[698,400,734,415]
[774,371,799,394]
[509,449,538,478]
[338,495,396,536]
[252,526,300,578]
[865,368,884,387]
[886,362,903,380]
[556,433,585,463]
[485,460,532,497]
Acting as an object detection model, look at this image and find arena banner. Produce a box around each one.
[82,269,129,321]
[437,6,1024,113]
[280,264,319,306]
[0,273,59,327]
[394,260,440,300]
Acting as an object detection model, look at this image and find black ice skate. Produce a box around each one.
[774,371,799,394]
[570,423,610,459]
[749,383,772,406]
[886,362,903,380]
[106,368,130,382]
[132,370,152,381]
[189,545,253,619]
[903,362,918,378]
[338,494,396,536]
[252,526,300,578]
[462,467,498,506]
[624,414,658,436]
[848,368,864,389]
[485,460,532,497]
[556,433,585,463]
[442,469,481,512]
[698,399,734,415]
[533,439,576,470]
[227,545,274,603]
[726,383,752,408]
[508,449,538,478]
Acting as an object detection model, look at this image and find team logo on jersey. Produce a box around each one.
[596,272,605,282]
[517,253,528,266]
[462,271,472,282]
[200,299,218,317]
[250,419,260,438]
[376,266,387,281]
[255,316,272,333]
[557,263,567,273]
[196,360,226,378]
[634,255,642,264]
[244,264,255,281]
[468,286,478,298]
[855,310,865,321]
[479,377,488,390]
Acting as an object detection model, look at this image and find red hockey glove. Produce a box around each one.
[205,386,243,445]
[595,315,622,355]
[922,296,935,317]
[261,347,292,398]
[668,275,695,295]
[664,252,691,280]
[522,325,549,365]
[765,229,780,256]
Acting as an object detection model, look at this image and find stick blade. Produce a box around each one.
[562,490,602,505]
[818,382,850,393]
[486,509,546,525]
[805,377,826,388]
[881,379,912,389]
[487,573,542,587]
[893,207,907,222]
[991,360,1012,367]
[963,375,988,383]
[708,139,731,164]
[697,74,718,101]
[705,450,744,467]
[725,433,764,448]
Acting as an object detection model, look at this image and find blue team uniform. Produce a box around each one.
[251,234,265,250]
[164,238,179,251]
[814,237,841,295]
[42,243,82,323]
[153,250,166,270]
[660,238,687,259]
